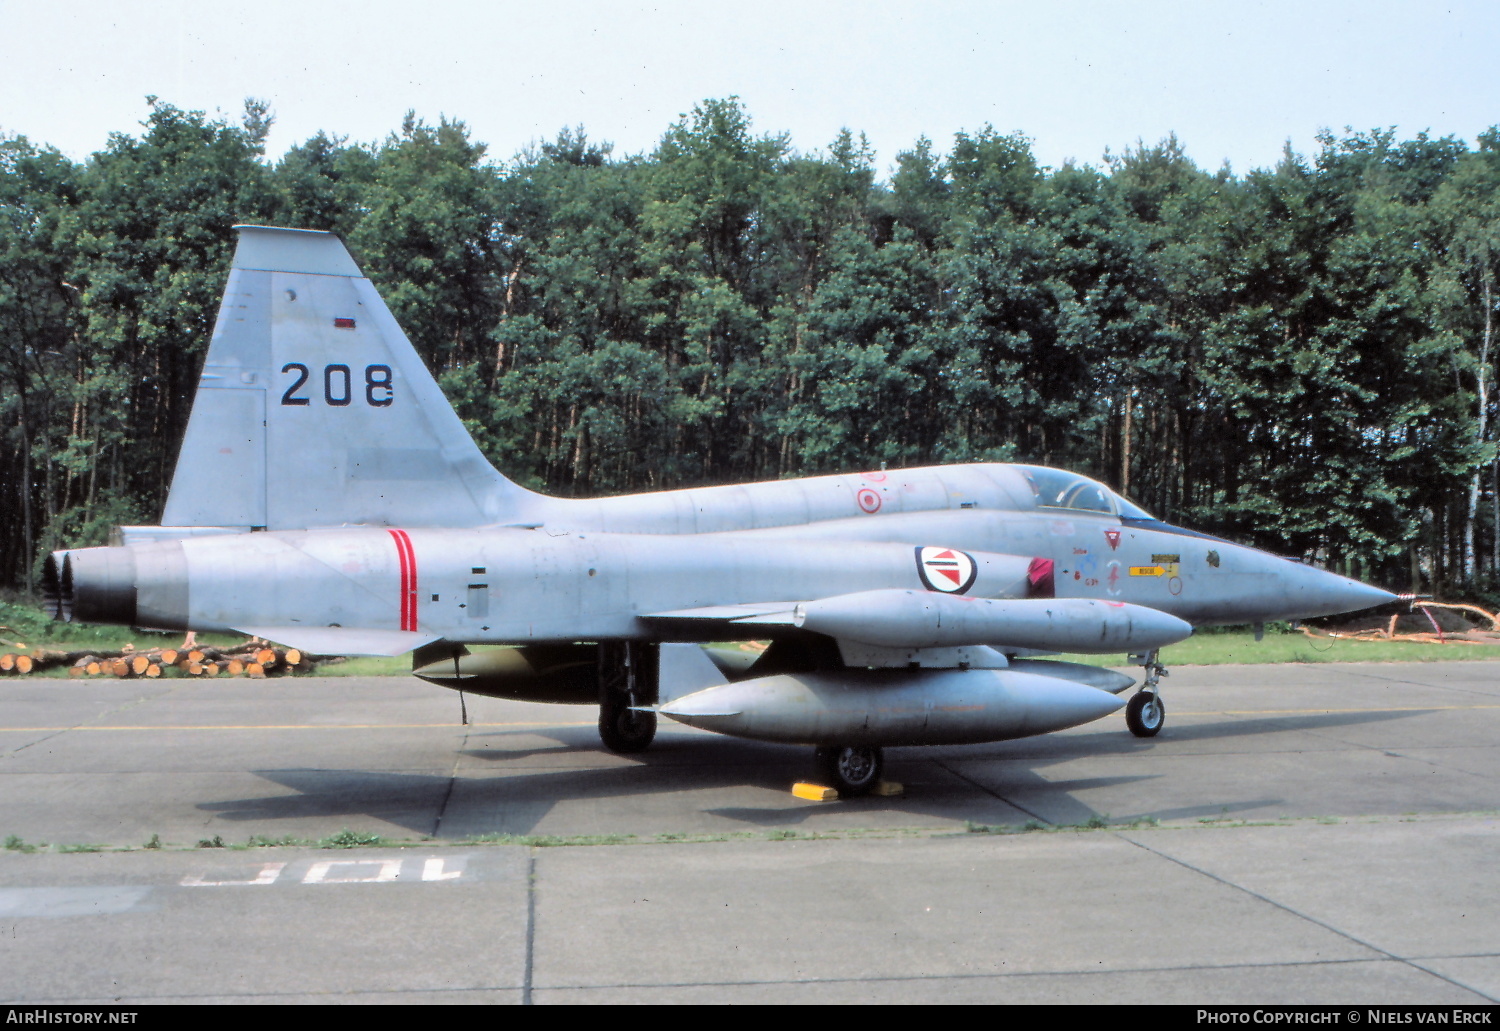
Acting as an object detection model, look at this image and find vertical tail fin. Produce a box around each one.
[162,226,538,529]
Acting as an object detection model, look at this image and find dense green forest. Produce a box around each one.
[2,97,1498,599]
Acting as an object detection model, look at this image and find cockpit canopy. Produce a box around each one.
[1015,465,1153,519]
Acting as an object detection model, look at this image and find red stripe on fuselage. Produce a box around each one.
[388,529,417,631]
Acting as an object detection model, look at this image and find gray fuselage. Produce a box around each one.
[107,462,1384,645]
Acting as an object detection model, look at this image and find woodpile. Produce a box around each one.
[1302,601,1500,646]
[0,643,314,678]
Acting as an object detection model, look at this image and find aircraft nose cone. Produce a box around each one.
[1285,564,1398,620]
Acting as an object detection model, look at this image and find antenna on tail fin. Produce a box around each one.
[161,226,538,530]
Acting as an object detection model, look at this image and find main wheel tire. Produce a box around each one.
[1126,691,1165,737]
[813,745,883,797]
[599,700,656,753]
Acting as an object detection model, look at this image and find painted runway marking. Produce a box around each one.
[179,856,469,887]
[181,863,285,887]
[304,859,402,883]
[424,858,462,881]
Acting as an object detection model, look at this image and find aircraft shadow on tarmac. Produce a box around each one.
[940,705,1424,761]
[194,760,1087,836]
[189,705,1422,837]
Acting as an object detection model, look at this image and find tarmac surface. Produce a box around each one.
[1,660,1498,1004]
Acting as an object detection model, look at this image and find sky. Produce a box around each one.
[2,1,1497,179]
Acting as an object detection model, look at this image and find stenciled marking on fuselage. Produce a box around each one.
[388,528,418,631]
[1076,552,1099,580]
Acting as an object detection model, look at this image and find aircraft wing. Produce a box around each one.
[234,626,443,657]
[641,602,800,625]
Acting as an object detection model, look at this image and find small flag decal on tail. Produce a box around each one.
[916,546,977,594]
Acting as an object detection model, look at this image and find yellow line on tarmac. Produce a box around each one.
[1177,704,1500,716]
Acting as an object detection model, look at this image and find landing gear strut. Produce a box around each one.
[598,641,658,753]
[814,745,884,797]
[1126,650,1168,738]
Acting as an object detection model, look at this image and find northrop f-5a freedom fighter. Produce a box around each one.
[44,227,1395,795]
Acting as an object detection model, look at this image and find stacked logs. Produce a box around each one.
[1302,601,1500,646]
[0,644,312,678]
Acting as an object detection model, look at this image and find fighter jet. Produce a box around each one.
[44,226,1395,795]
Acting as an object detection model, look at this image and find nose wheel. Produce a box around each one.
[1125,690,1165,736]
[1126,651,1168,738]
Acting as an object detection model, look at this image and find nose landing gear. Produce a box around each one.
[1126,651,1168,738]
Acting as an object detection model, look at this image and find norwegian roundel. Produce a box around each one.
[916,546,977,594]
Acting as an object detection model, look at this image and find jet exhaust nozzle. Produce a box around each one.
[54,548,139,627]
[46,543,191,631]
[42,551,68,622]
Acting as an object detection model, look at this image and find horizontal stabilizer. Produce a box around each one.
[235,626,441,657]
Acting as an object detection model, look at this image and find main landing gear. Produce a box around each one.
[813,745,884,797]
[1125,650,1168,738]
[598,641,658,753]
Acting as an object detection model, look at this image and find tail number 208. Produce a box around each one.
[281,363,393,407]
